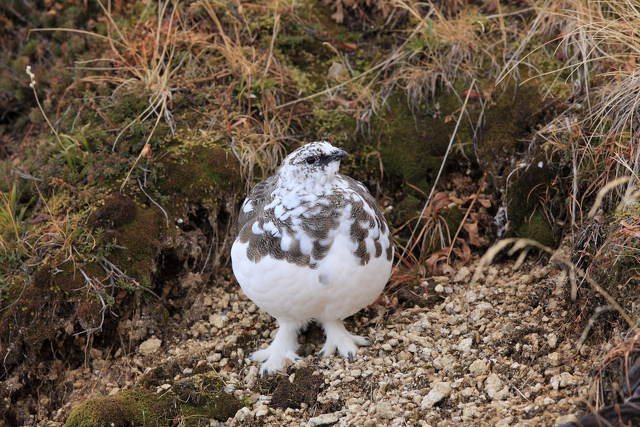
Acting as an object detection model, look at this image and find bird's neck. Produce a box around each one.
[276,167,336,197]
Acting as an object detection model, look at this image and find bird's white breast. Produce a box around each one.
[231,233,392,322]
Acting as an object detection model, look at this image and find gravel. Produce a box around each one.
[43,261,602,426]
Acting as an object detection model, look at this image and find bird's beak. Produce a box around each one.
[329,149,348,162]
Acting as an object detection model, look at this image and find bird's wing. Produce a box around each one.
[237,175,277,232]
[338,175,389,229]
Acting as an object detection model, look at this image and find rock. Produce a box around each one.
[495,417,513,426]
[465,290,478,303]
[547,352,561,366]
[454,267,471,283]
[494,386,510,401]
[207,353,222,362]
[457,337,473,352]
[550,372,578,390]
[398,351,412,360]
[469,359,489,376]
[308,411,342,426]
[138,337,161,355]
[435,284,445,293]
[420,382,452,409]
[375,401,395,419]
[209,314,227,329]
[255,404,269,417]
[547,333,558,349]
[234,407,251,422]
[484,374,503,399]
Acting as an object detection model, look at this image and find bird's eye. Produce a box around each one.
[306,157,316,165]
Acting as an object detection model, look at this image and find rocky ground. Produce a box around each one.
[35,259,602,426]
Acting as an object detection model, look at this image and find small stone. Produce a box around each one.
[454,267,471,283]
[495,417,513,427]
[547,352,561,366]
[234,407,251,422]
[398,351,412,361]
[255,405,269,417]
[420,382,452,409]
[551,372,578,390]
[435,284,445,293]
[207,353,222,363]
[484,374,503,399]
[494,386,510,401]
[209,314,227,329]
[547,333,558,349]
[138,337,161,355]
[469,359,489,376]
[309,411,342,426]
[203,296,213,306]
[457,337,473,353]
[375,401,395,419]
[465,290,478,303]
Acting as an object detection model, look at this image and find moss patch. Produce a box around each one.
[65,370,244,426]
[159,132,242,208]
[373,91,474,192]
[507,160,560,247]
[65,389,176,427]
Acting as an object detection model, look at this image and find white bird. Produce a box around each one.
[231,141,393,375]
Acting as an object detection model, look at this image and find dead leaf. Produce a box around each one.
[463,221,482,247]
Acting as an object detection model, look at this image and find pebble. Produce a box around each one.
[420,382,452,409]
[207,353,222,362]
[255,405,269,417]
[469,359,489,376]
[375,401,396,419]
[308,411,343,426]
[457,337,473,352]
[454,267,471,282]
[484,374,503,399]
[138,337,161,355]
[550,372,578,390]
[233,407,251,422]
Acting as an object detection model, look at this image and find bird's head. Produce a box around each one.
[279,141,348,188]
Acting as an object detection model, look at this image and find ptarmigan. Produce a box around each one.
[231,141,393,375]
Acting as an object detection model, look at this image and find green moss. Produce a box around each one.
[310,106,358,146]
[507,160,559,247]
[476,84,547,176]
[373,91,474,191]
[65,371,244,426]
[64,389,176,427]
[512,210,556,248]
[159,131,241,205]
[110,203,163,285]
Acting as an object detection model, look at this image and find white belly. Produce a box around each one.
[231,234,393,322]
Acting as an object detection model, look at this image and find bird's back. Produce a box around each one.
[234,173,392,269]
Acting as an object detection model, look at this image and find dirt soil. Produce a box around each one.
[31,259,601,426]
